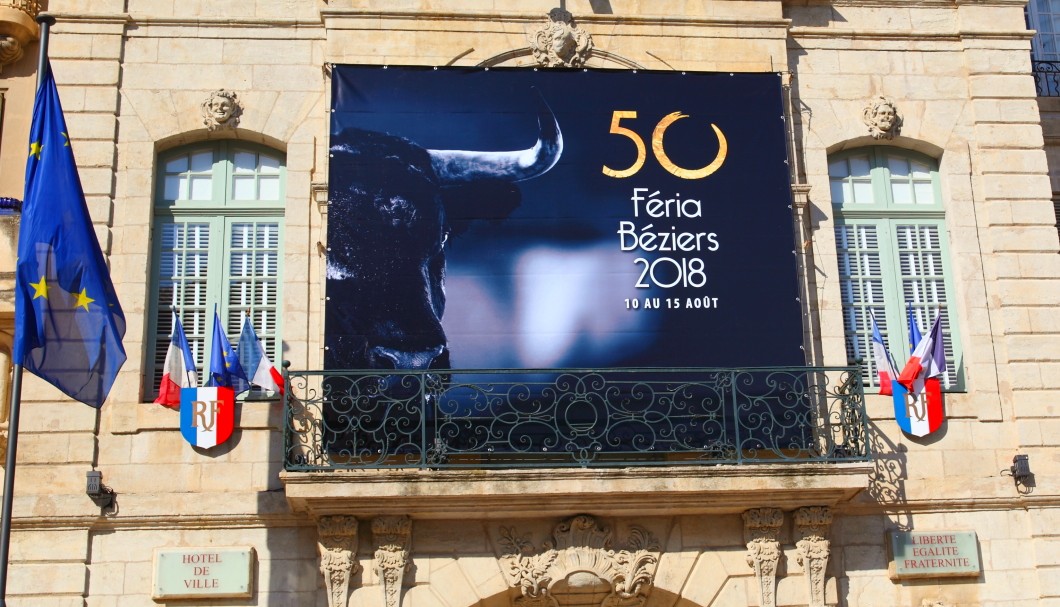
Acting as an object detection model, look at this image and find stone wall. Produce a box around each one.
[0,1,1054,605]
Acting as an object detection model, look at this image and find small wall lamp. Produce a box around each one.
[1006,454,1035,493]
[86,470,115,510]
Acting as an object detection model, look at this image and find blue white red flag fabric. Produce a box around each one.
[895,310,945,437]
[179,386,235,448]
[907,303,922,353]
[898,311,945,390]
[154,315,197,408]
[237,315,284,395]
[206,311,249,393]
[13,64,127,408]
[869,311,897,396]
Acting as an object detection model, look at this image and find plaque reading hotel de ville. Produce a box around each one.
[889,531,981,579]
[153,546,255,600]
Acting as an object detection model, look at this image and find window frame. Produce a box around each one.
[830,146,965,391]
[145,141,286,400]
[1029,0,1060,61]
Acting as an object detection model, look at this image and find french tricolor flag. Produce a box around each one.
[154,315,197,408]
[898,311,946,392]
[869,311,897,396]
[895,310,946,437]
[237,315,284,395]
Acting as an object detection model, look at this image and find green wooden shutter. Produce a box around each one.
[893,222,959,387]
[225,220,283,357]
[150,220,216,390]
[835,223,890,385]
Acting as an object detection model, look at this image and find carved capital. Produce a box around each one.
[743,508,783,607]
[200,89,243,131]
[794,507,832,607]
[528,8,593,68]
[862,96,901,140]
[373,516,412,607]
[496,515,660,607]
[790,184,812,211]
[317,515,360,607]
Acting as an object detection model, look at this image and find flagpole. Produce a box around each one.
[0,14,56,606]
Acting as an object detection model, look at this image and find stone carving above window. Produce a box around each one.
[200,89,242,131]
[495,514,660,607]
[529,8,593,68]
[862,96,902,140]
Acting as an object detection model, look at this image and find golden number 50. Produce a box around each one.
[601,110,728,180]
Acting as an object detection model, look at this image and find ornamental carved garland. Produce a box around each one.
[317,515,360,607]
[744,508,784,607]
[373,516,412,607]
[794,507,832,607]
[496,515,660,607]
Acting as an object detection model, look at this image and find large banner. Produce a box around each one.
[325,65,803,371]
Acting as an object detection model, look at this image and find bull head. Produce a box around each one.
[325,94,563,370]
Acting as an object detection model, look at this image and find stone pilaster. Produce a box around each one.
[743,508,784,607]
[317,515,360,607]
[794,507,832,607]
[373,516,412,607]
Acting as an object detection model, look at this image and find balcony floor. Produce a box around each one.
[281,462,872,519]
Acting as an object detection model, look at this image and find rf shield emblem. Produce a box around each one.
[180,387,235,448]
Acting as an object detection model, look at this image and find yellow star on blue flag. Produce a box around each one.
[13,63,127,408]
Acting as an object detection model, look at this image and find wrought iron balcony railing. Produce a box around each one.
[1033,60,1060,97]
[283,365,870,471]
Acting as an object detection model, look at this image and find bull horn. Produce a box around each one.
[428,92,563,184]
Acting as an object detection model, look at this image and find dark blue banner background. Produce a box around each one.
[326,65,804,370]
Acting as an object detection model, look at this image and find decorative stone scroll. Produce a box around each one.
[0,36,22,70]
[743,508,784,607]
[317,515,360,607]
[200,89,243,131]
[496,514,661,607]
[862,96,901,140]
[794,507,832,607]
[373,516,412,607]
[528,8,593,68]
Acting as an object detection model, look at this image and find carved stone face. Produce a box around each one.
[209,96,235,123]
[874,103,897,132]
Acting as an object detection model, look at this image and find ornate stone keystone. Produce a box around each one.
[528,8,593,68]
[317,515,360,607]
[496,514,661,607]
[862,96,901,140]
[200,89,243,131]
[373,516,412,607]
[794,507,832,607]
[743,508,784,607]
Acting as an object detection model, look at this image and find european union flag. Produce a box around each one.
[13,65,127,408]
[206,311,248,393]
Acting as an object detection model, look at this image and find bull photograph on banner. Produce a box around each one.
[325,66,804,374]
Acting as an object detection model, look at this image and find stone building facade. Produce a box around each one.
[0,1,1056,606]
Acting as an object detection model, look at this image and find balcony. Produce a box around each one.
[1034,60,1060,96]
[280,366,872,519]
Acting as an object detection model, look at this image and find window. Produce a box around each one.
[1029,0,1060,61]
[830,147,963,390]
[146,142,285,398]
